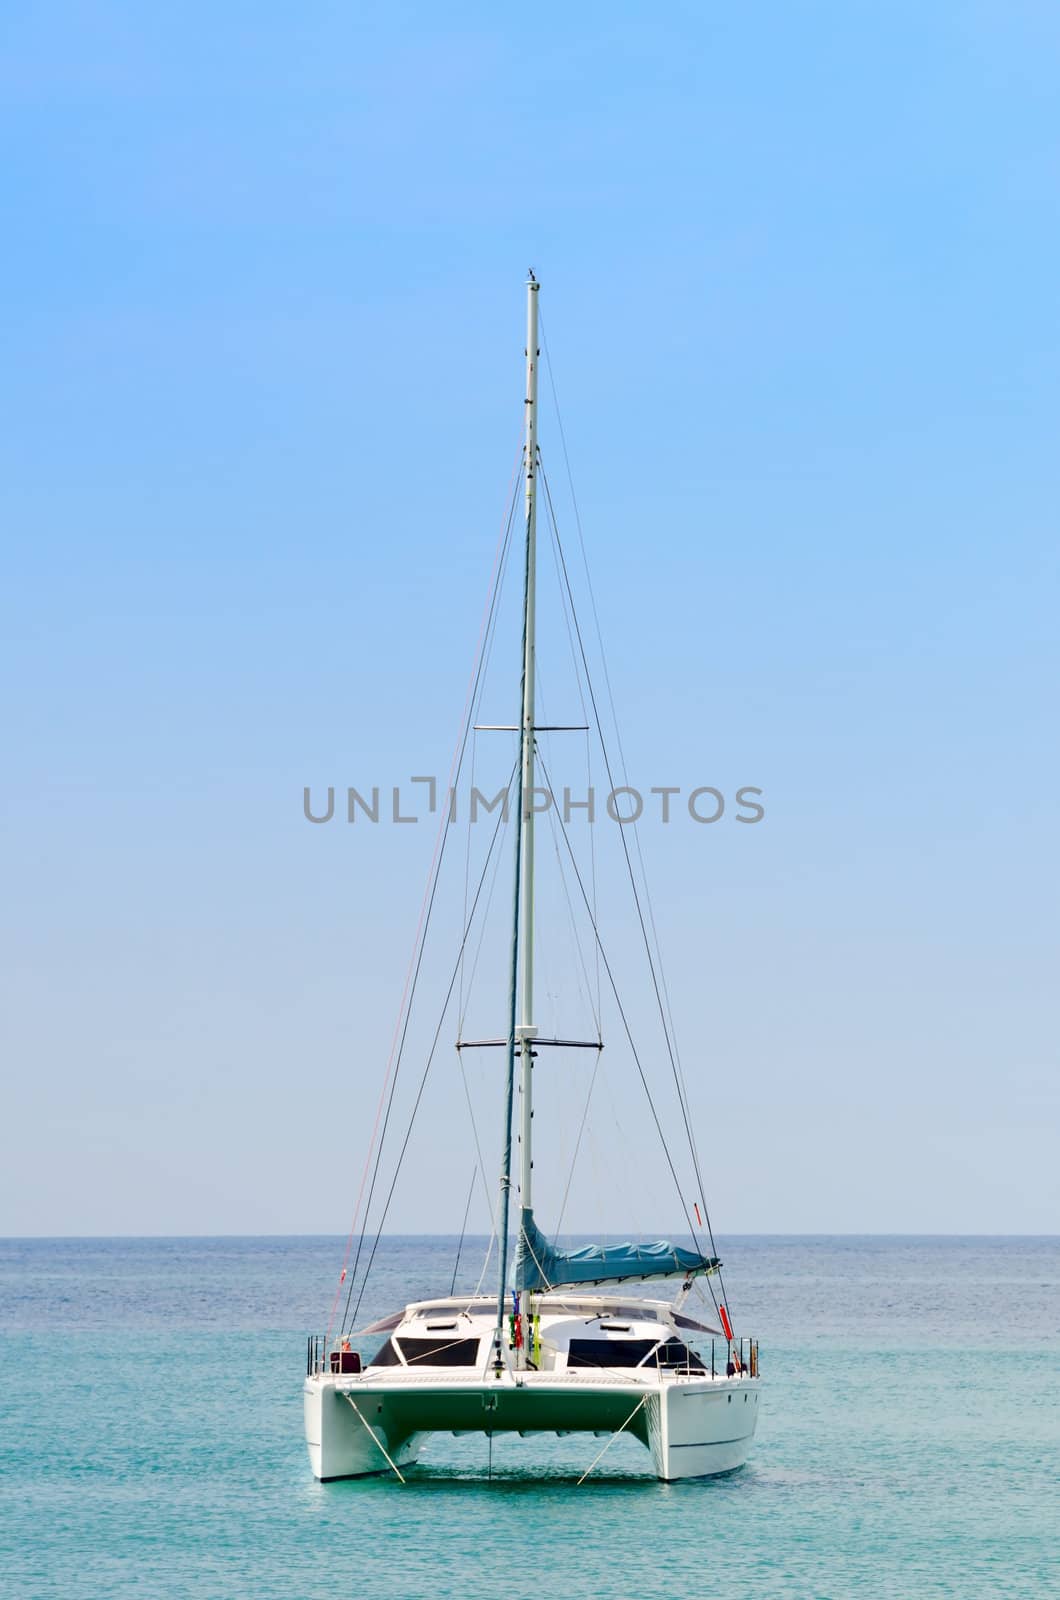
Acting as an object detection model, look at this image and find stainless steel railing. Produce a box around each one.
[307,1333,760,1379]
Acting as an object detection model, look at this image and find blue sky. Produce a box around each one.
[1,2,1057,1237]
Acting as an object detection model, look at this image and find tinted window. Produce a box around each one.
[368,1338,401,1368]
[396,1337,481,1367]
[673,1311,715,1333]
[567,1339,658,1369]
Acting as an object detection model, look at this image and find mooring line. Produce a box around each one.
[575,1393,650,1486]
[342,1395,406,1483]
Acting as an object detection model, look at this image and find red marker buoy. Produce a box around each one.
[719,1303,734,1342]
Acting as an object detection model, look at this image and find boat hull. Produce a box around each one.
[304,1369,759,1482]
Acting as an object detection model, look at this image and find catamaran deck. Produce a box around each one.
[305,1293,760,1482]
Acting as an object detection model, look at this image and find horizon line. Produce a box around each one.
[3,1230,1058,1242]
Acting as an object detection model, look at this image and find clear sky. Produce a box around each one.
[1,2,1057,1238]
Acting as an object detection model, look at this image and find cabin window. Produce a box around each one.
[368,1338,402,1367]
[567,1339,658,1368]
[396,1337,481,1367]
[673,1311,714,1333]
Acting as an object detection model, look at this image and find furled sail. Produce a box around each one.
[514,1207,719,1292]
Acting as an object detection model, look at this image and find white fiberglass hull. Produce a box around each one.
[304,1367,759,1483]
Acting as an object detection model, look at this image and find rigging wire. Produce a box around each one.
[346,762,518,1332]
[460,453,523,1024]
[455,1027,495,1223]
[542,498,602,1020]
[460,1220,499,1318]
[332,321,736,1343]
[331,458,523,1343]
[457,802,511,1037]
[542,798,601,1037]
[553,1045,603,1234]
[336,716,494,1339]
[533,744,723,1321]
[537,460,732,1322]
[455,1049,493,1215]
[450,1167,478,1296]
[458,730,476,1025]
[531,667,595,1040]
[539,319,723,1247]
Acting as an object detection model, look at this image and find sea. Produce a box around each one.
[1,1235,1057,1599]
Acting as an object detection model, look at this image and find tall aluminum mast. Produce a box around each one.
[517,273,540,1222]
[494,272,540,1366]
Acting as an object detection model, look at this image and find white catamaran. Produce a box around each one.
[303,276,760,1483]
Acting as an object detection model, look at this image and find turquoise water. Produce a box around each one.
[2,1236,1058,1597]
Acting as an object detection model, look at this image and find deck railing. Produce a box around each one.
[308,1333,760,1380]
[307,1335,364,1376]
[648,1336,759,1379]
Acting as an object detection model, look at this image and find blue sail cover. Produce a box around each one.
[514,1207,719,1292]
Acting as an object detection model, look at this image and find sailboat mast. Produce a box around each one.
[494,274,540,1364]
[517,272,540,1216]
